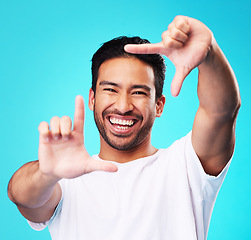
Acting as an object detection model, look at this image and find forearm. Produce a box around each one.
[8,161,61,209]
[192,38,241,175]
[197,39,241,119]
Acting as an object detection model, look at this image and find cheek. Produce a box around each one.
[98,92,116,104]
[94,95,115,116]
[135,100,157,115]
[133,106,156,126]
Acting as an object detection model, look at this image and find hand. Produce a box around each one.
[38,95,118,180]
[124,16,213,96]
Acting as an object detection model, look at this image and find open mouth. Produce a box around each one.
[109,116,137,131]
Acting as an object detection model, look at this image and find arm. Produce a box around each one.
[125,16,241,175]
[8,161,62,223]
[193,40,240,175]
[8,95,117,223]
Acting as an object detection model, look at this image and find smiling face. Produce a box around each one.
[89,57,165,153]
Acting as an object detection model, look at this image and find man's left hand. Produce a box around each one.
[125,15,213,97]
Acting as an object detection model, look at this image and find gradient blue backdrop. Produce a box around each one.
[1,0,250,239]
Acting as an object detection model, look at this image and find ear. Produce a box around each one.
[88,88,95,111]
[156,95,165,117]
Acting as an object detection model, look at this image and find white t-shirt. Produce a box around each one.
[29,132,231,240]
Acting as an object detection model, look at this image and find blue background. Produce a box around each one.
[1,0,250,239]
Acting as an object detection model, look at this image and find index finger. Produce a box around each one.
[73,95,85,133]
[124,42,164,55]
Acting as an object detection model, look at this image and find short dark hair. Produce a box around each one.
[91,36,166,101]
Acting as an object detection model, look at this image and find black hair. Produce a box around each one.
[91,36,166,101]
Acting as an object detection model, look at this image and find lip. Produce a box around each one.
[105,115,140,136]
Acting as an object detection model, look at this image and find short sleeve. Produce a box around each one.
[185,131,232,201]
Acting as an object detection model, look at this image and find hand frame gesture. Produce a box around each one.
[125,16,213,96]
[38,95,117,180]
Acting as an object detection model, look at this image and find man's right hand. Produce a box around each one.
[38,95,118,180]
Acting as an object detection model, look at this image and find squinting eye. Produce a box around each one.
[104,88,117,93]
[133,91,147,95]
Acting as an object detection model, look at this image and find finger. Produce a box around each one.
[162,31,184,49]
[167,24,189,43]
[38,121,50,140]
[85,158,118,173]
[73,95,85,133]
[124,42,164,54]
[60,116,72,138]
[50,116,61,140]
[173,15,190,34]
[171,67,191,97]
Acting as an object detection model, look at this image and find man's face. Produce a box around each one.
[89,57,164,151]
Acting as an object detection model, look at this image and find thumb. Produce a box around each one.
[171,67,191,97]
[73,95,85,133]
[85,157,118,173]
[124,42,164,54]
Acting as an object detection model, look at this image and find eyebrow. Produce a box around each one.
[99,81,152,93]
[99,81,120,87]
[130,84,151,93]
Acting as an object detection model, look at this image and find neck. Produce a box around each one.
[98,136,157,163]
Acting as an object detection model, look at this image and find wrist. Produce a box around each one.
[37,167,61,186]
[198,37,220,70]
[8,161,61,208]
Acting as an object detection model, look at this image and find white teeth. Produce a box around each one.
[110,117,134,126]
[117,125,130,130]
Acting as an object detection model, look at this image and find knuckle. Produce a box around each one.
[167,24,180,39]
[167,22,174,32]
[174,15,183,22]
[162,30,171,44]
[162,31,174,48]
[175,20,184,29]
[174,16,190,33]
[163,37,182,49]
[174,15,185,25]
[161,30,168,39]
[172,30,180,39]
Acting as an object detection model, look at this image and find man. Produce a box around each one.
[8,16,240,239]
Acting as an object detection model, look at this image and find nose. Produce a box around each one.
[113,92,133,114]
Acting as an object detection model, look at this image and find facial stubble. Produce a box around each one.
[93,103,155,151]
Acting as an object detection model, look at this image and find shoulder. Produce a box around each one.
[159,131,192,158]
